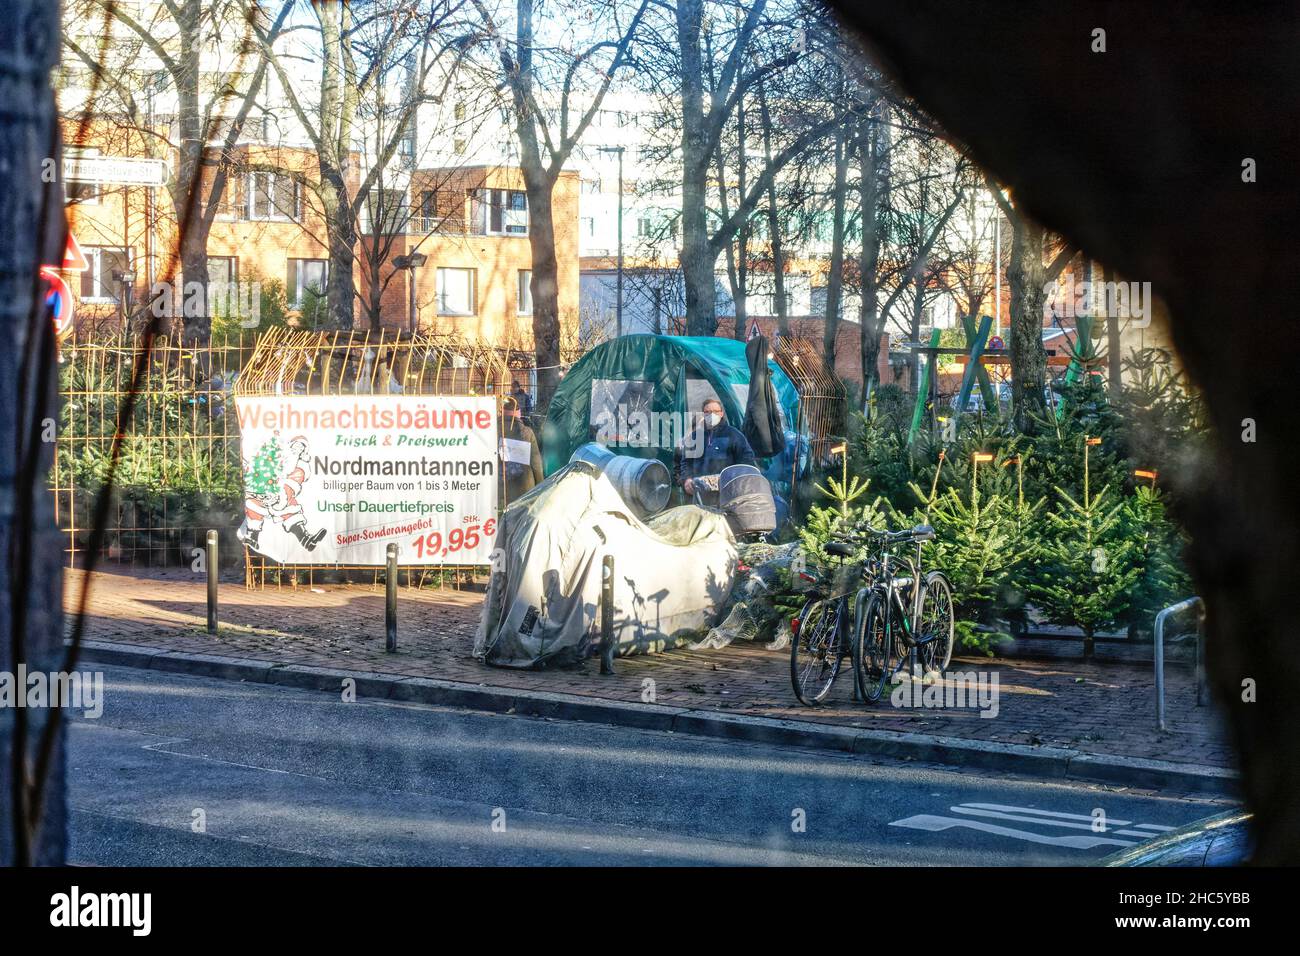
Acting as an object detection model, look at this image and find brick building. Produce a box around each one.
[59,126,581,349]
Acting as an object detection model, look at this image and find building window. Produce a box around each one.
[636,217,653,238]
[287,258,327,306]
[581,177,602,195]
[361,188,408,234]
[247,172,301,220]
[469,188,528,236]
[436,267,476,316]
[209,256,237,290]
[580,217,595,237]
[414,188,439,232]
[79,247,131,302]
[518,270,532,315]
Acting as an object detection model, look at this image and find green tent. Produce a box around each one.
[540,335,801,487]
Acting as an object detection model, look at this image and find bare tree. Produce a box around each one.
[63,0,294,338]
[671,0,844,336]
[470,0,648,412]
[251,0,479,330]
[987,176,1075,429]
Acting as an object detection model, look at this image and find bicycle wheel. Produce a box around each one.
[853,591,891,703]
[918,572,955,674]
[790,595,846,705]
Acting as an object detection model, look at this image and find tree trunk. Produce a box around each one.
[1,0,65,866]
[319,163,356,330]
[525,177,563,416]
[823,119,849,368]
[677,0,717,336]
[174,0,210,340]
[1006,214,1048,429]
[858,112,883,399]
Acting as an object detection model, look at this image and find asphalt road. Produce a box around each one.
[67,666,1232,866]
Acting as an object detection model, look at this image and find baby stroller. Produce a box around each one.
[717,463,778,541]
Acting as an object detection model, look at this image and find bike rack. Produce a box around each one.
[1154,596,1206,731]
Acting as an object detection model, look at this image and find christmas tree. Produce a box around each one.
[244,435,284,497]
[1031,482,1139,658]
[1123,484,1194,634]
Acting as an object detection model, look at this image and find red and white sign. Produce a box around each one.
[234,395,499,565]
[43,232,88,340]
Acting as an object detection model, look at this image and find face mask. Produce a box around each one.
[705,412,722,428]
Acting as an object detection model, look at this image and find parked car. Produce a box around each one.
[1100,809,1252,866]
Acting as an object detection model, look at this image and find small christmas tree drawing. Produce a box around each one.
[244,435,284,497]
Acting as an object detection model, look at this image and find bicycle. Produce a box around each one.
[851,524,955,704]
[788,530,878,706]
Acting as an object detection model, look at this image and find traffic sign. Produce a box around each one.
[42,267,75,340]
[62,233,88,272]
[64,155,168,187]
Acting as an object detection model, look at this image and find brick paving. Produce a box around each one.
[63,565,1236,771]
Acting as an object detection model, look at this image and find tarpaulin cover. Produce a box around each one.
[474,462,738,668]
[540,335,800,489]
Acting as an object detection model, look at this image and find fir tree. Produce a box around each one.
[1124,484,1194,633]
[244,435,284,497]
[1031,482,1140,658]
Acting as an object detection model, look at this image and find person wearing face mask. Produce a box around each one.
[674,397,756,506]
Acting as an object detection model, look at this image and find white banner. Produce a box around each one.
[235,395,499,565]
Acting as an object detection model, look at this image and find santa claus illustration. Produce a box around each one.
[244,434,327,552]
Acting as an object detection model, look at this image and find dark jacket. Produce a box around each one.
[674,421,756,496]
[742,335,786,457]
[501,417,544,502]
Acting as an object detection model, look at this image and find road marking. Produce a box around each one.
[889,813,1139,849]
[888,802,1175,850]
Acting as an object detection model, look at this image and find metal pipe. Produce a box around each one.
[600,554,616,674]
[1154,596,1203,730]
[386,543,398,652]
[206,530,218,634]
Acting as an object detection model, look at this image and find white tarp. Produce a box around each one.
[475,463,737,668]
[235,394,498,565]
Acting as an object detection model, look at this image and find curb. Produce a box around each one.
[77,639,1239,796]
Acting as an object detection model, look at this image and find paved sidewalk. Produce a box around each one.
[63,565,1236,774]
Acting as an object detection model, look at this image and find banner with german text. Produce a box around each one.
[235,395,499,565]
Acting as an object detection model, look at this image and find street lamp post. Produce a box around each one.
[597,146,625,338]
[113,269,135,327]
[394,252,427,335]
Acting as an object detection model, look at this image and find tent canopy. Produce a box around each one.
[541,335,801,485]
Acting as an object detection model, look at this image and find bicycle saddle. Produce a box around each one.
[825,540,856,558]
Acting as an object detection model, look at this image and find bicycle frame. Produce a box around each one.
[864,538,931,682]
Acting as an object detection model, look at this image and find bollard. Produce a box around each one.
[206,529,218,635]
[600,554,616,674]
[1154,596,1203,730]
[386,543,398,652]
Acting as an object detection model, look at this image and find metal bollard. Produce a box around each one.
[600,554,616,674]
[1154,596,1203,730]
[386,543,398,652]
[206,530,218,635]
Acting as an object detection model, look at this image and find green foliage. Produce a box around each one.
[211,273,293,337]
[1023,375,1127,506]
[1123,485,1194,632]
[910,455,1044,655]
[1031,484,1141,640]
[794,347,1203,652]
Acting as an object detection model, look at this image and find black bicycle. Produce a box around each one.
[788,530,878,705]
[852,524,955,703]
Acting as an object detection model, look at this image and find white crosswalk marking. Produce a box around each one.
[889,802,1172,850]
